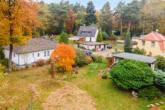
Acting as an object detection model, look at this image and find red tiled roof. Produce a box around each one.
[140,32,165,50]
[140,32,165,41]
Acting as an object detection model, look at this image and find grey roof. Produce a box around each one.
[112,53,157,64]
[4,38,57,54]
[77,26,98,37]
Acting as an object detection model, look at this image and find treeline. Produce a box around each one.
[33,0,165,37]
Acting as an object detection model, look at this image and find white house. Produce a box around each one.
[3,38,57,66]
[77,26,98,42]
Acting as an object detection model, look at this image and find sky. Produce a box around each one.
[42,0,132,9]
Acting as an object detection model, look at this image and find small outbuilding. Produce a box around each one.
[80,42,107,51]
[107,52,157,70]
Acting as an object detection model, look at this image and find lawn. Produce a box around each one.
[0,61,164,110]
[72,62,165,110]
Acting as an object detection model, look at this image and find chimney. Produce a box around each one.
[156,29,159,32]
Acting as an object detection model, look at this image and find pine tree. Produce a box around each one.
[96,29,103,42]
[124,30,132,53]
[59,32,69,44]
[84,1,97,26]
[100,2,112,35]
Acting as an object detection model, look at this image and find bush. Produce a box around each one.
[102,74,108,79]
[74,49,88,67]
[155,56,165,71]
[59,32,69,44]
[79,46,86,50]
[0,64,5,73]
[0,58,9,67]
[102,32,109,40]
[111,35,117,41]
[36,59,45,67]
[138,86,161,99]
[111,59,154,90]
[0,48,5,59]
[0,64,5,79]
[90,55,103,63]
[0,48,9,67]
[154,71,165,90]
[133,47,146,55]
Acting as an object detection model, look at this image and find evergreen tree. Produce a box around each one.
[59,32,69,44]
[123,0,140,31]
[124,30,132,53]
[96,29,103,42]
[84,1,97,26]
[57,20,64,34]
[100,2,112,35]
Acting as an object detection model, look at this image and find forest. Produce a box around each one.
[35,0,165,37]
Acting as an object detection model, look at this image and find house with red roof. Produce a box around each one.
[137,31,165,56]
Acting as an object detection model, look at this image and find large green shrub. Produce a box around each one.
[155,56,165,71]
[133,47,146,55]
[59,32,69,44]
[102,32,109,40]
[96,29,103,42]
[138,86,161,99]
[111,59,154,90]
[74,49,88,67]
[154,71,165,90]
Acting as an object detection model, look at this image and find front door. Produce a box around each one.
[90,37,92,42]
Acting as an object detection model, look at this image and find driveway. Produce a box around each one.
[92,48,123,57]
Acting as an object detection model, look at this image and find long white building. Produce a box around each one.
[3,38,57,66]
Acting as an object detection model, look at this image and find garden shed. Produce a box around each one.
[80,42,107,51]
[107,53,157,70]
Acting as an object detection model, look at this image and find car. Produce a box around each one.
[85,50,92,55]
[107,45,112,49]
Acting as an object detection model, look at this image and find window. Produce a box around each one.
[47,51,50,56]
[38,53,40,57]
[80,31,91,36]
[44,51,46,57]
[142,40,145,46]
[151,41,155,47]
[32,53,34,57]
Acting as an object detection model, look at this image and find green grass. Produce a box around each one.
[0,62,164,110]
[112,44,124,49]
[72,62,165,110]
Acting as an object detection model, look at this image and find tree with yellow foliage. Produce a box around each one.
[0,0,40,71]
[140,0,165,34]
[50,43,76,72]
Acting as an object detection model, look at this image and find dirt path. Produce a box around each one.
[42,82,96,110]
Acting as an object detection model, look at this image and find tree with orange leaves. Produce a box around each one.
[64,9,75,34]
[51,43,76,72]
[0,0,40,71]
